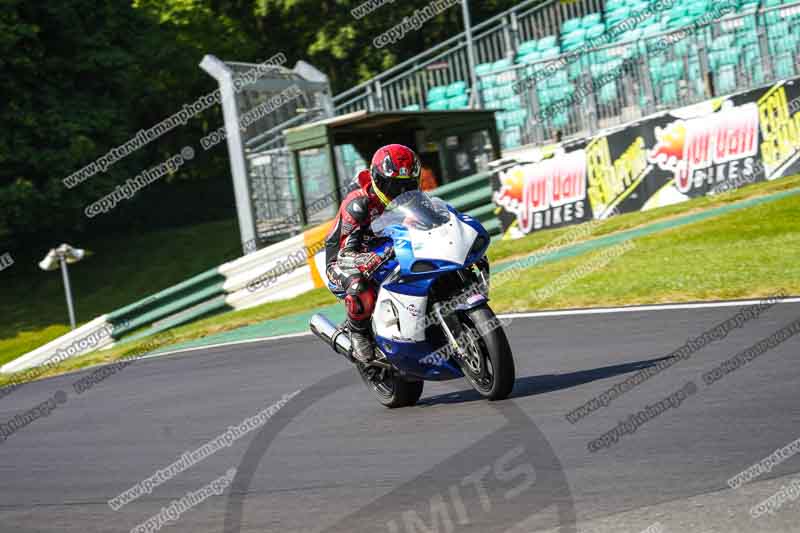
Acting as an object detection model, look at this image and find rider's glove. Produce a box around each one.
[338,251,384,276]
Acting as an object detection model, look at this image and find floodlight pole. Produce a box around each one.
[462,0,481,109]
[59,255,77,330]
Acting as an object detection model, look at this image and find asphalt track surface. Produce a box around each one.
[2,302,800,533]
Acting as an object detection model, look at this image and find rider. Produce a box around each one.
[325,144,422,363]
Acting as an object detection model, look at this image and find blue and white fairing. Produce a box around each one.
[365,191,490,381]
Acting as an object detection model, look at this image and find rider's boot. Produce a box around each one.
[348,318,375,364]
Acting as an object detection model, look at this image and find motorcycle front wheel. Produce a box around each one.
[457,304,515,401]
[357,364,424,408]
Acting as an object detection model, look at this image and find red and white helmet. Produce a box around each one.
[370,144,421,205]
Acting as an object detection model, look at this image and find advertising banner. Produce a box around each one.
[493,78,800,239]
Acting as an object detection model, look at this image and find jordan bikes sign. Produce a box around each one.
[493,77,800,238]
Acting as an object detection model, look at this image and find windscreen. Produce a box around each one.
[371,191,451,234]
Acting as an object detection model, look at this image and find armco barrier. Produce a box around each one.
[1,316,119,374]
[3,172,506,373]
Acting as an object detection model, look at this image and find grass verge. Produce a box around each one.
[0,219,239,366]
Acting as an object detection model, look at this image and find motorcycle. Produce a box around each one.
[310,190,515,408]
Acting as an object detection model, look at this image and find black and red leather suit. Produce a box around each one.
[325,170,386,328]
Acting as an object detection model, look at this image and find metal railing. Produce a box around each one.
[331,0,800,147]
[490,1,800,146]
[332,0,604,114]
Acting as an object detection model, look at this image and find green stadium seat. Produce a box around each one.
[475,62,495,89]
[446,81,467,97]
[598,83,618,104]
[550,110,569,128]
[427,99,449,110]
[426,85,448,103]
[582,14,602,28]
[517,40,539,55]
[448,94,469,109]
[661,81,679,105]
[715,65,738,93]
[586,24,606,40]
[538,36,558,50]
[775,55,796,79]
[561,18,583,34]
[540,47,561,59]
[500,97,522,110]
[517,51,541,64]
[475,62,493,76]
[402,104,420,111]
[606,7,630,28]
[711,34,737,51]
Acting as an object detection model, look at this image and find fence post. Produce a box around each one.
[374,80,384,111]
[639,48,657,115]
[696,39,713,98]
[505,14,517,61]
[757,22,773,82]
[584,66,599,135]
[462,0,481,109]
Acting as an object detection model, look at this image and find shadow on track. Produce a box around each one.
[419,355,672,406]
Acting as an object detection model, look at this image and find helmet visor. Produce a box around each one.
[376,175,419,200]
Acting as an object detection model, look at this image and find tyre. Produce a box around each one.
[357,365,424,408]
[458,305,515,401]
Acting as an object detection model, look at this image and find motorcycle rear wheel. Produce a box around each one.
[357,364,424,408]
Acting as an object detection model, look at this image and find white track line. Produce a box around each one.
[501,297,800,319]
[141,297,800,361]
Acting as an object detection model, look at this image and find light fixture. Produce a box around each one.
[39,244,86,329]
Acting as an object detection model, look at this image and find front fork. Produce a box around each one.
[432,256,491,364]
